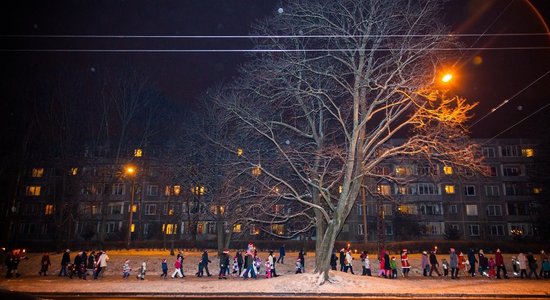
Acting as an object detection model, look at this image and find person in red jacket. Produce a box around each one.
[495,248,509,279]
[400,249,410,277]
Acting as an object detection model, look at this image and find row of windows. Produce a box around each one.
[355,202,536,217]
[373,183,542,197]
[482,146,535,158]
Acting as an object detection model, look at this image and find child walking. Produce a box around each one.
[160,259,168,279]
[172,257,183,278]
[122,259,131,279]
[136,260,146,280]
[442,258,449,277]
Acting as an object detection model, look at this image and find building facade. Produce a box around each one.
[8,139,544,248]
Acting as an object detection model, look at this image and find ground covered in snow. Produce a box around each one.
[1,249,549,297]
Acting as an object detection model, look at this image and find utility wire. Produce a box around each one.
[482,102,550,145]
[1,32,549,39]
[2,46,550,53]
[470,69,550,127]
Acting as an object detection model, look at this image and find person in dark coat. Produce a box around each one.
[72,252,82,279]
[478,249,489,276]
[298,249,305,273]
[383,250,391,278]
[236,251,244,275]
[80,251,88,280]
[467,248,478,277]
[218,250,229,279]
[86,251,95,278]
[339,248,346,271]
[429,249,442,276]
[39,252,51,276]
[59,249,71,277]
[330,250,338,271]
[495,248,509,279]
[201,250,212,277]
[277,245,286,264]
[527,252,539,279]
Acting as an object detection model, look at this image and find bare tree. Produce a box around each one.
[212,0,483,283]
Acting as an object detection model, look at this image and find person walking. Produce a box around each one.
[539,250,547,278]
[495,248,509,279]
[421,251,430,277]
[277,245,286,264]
[429,248,442,276]
[268,250,278,277]
[59,249,71,277]
[176,251,186,277]
[243,252,256,279]
[39,252,51,276]
[518,252,528,278]
[449,248,459,279]
[137,260,146,280]
[344,249,354,274]
[236,250,244,275]
[94,250,109,279]
[218,250,229,279]
[201,250,212,277]
[527,252,539,279]
[478,249,489,277]
[401,249,410,278]
[339,248,346,272]
[160,259,168,279]
[298,249,305,273]
[172,257,183,279]
[330,250,338,271]
[467,248,478,277]
[122,259,131,279]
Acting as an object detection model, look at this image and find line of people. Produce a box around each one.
[330,246,549,280]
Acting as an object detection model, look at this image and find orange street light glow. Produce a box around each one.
[126,166,135,174]
[441,73,453,83]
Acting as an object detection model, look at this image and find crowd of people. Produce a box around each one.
[3,245,549,281]
[330,247,549,280]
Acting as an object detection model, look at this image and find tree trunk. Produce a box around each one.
[314,220,340,284]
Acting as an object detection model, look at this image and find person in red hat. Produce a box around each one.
[401,249,410,277]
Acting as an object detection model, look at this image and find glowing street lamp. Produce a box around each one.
[125,165,137,250]
[441,73,453,83]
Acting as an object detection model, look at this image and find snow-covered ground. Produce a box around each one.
[1,249,549,296]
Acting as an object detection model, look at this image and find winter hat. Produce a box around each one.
[223,250,229,254]
[422,251,427,255]
[450,248,455,252]
[402,249,407,253]
[496,249,501,253]
[479,249,484,254]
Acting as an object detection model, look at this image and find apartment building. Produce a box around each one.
[10,139,544,247]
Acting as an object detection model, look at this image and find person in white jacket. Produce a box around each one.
[94,251,109,279]
[518,252,528,278]
[345,250,355,274]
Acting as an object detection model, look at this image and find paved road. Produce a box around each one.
[8,291,549,300]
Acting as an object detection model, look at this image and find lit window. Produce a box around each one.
[338,185,343,194]
[130,224,135,233]
[444,185,455,194]
[271,224,284,235]
[44,204,54,215]
[233,224,242,233]
[192,186,206,195]
[131,204,137,213]
[377,184,391,196]
[25,186,41,196]
[173,185,181,196]
[32,168,44,178]
[70,167,78,176]
[162,224,177,235]
[522,148,534,158]
[443,166,453,175]
[134,148,143,157]
[533,187,543,194]
[466,204,478,216]
[236,148,244,156]
[249,224,260,235]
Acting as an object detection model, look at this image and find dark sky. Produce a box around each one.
[1,0,549,138]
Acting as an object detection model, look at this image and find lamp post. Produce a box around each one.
[125,166,137,250]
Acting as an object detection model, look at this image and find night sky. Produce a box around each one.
[1,0,549,138]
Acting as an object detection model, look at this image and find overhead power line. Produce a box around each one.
[470,69,550,127]
[2,46,550,53]
[1,32,549,39]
